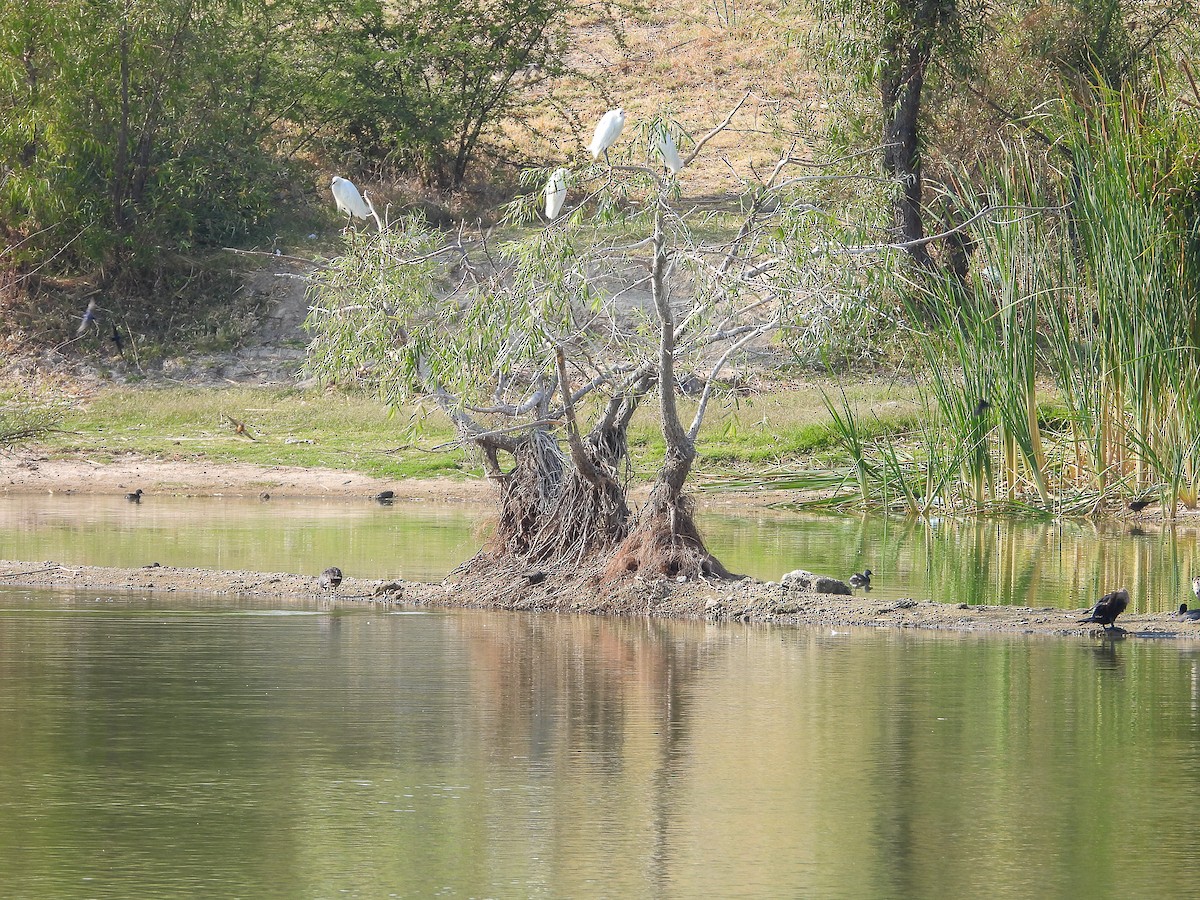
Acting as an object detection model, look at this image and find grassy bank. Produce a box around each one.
[36,380,923,484]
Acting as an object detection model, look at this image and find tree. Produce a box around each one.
[320,0,577,191]
[305,102,822,597]
[809,0,1197,273]
[0,0,315,293]
[813,0,986,267]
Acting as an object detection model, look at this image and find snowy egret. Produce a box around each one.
[331,176,372,221]
[544,168,568,219]
[588,108,625,164]
[656,126,683,175]
[1079,588,1129,631]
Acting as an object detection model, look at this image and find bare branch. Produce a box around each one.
[682,91,752,169]
[428,417,556,452]
[687,317,779,443]
[830,204,1066,256]
[362,191,386,232]
[555,347,605,487]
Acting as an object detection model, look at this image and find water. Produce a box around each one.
[2,595,1200,898]
[0,494,483,583]
[2,494,1199,611]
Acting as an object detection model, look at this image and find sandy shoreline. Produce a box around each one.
[0,450,486,502]
[3,558,1199,642]
[0,448,804,509]
[3,449,1198,641]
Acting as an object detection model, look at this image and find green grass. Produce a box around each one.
[48,386,470,480]
[37,379,926,483]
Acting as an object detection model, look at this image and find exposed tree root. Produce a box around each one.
[488,426,629,566]
[604,492,735,582]
[459,400,736,608]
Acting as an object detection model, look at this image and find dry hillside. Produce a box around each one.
[512,0,822,197]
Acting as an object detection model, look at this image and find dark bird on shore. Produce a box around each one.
[849,569,872,588]
[1129,497,1155,512]
[319,566,343,590]
[76,298,97,336]
[125,488,143,502]
[374,490,395,503]
[1178,603,1200,619]
[972,398,991,418]
[109,323,124,353]
[1079,588,1129,631]
[524,571,547,585]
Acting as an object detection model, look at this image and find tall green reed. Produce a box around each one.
[824,86,1200,515]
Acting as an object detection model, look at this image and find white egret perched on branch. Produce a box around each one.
[588,108,625,164]
[544,168,568,219]
[330,175,372,221]
[656,125,683,175]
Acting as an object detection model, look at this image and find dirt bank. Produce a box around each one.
[3,558,1199,642]
[0,450,483,501]
[0,448,802,509]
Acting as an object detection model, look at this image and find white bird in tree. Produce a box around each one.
[544,168,568,220]
[330,175,372,221]
[656,126,683,175]
[588,108,626,164]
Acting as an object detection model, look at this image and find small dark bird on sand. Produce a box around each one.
[849,569,872,588]
[374,490,395,503]
[524,571,547,585]
[1129,497,1155,512]
[319,566,343,590]
[125,488,143,502]
[1080,588,1129,631]
[1178,603,1200,619]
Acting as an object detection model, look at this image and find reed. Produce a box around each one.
[827,86,1200,516]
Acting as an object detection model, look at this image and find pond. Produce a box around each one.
[1,593,1199,897]
[2,493,1198,612]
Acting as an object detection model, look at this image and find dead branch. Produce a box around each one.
[687,316,779,443]
[682,90,752,169]
[555,346,606,488]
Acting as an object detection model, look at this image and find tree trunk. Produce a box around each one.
[649,206,696,502]
[880,42,932,267]
[602,205,734,582]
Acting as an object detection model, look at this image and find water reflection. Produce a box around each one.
[711,510,1200,613]
[4,598,1200,896]
[0,494,483,582]
[3,494,1200,611]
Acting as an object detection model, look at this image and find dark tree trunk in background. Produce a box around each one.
[880,20,934,268]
